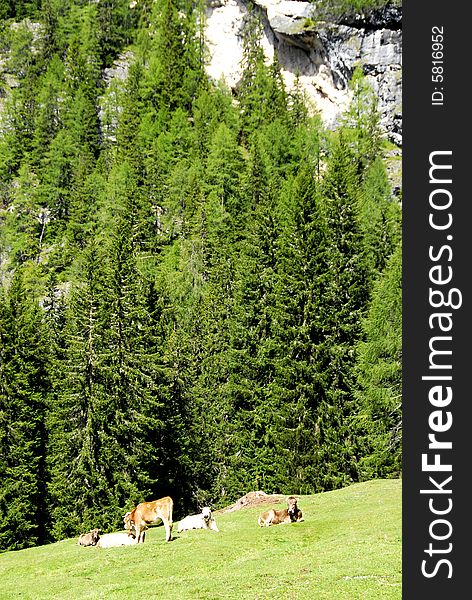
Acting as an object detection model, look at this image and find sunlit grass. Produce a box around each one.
[0,479,401,599]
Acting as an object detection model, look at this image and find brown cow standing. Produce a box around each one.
[124,496,173,543]
[258,496,304,527]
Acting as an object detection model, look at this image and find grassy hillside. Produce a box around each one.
[0,479,401,600]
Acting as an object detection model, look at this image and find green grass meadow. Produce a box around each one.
[0,479,401,599]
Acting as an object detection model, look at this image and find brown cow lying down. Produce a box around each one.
[124,496,173,543]
[96,532,140,548]
[77,528,101,546]
[258,496,304,527]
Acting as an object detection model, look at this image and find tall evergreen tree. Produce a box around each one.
[116,60,146,171]
[96,0,134,68]
[142,0,188,114]
[272,161,334,493]
[223,139,283,493]
[357,157,402,278]
[204,121,244,231]
[180,125,247,503]
[341,66,382,176]
[0,270,50,550]
[47,242,112,539]
[315,136,371,485]
[353,241,402,479]
[238,11,274,137]
[47,163,175,538]
[1,165,42,266]
[31,54,65,167]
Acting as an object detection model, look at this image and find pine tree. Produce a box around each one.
[341,66,382,176]
[353,241,402,479]
[315,135,372,486]
[47,242,112,538]
[223,139,283,493]
[272,161,333,493]
[0,269,50,550]
[238,10,273,137]
[357,157,402,278]
[142,0,187,114]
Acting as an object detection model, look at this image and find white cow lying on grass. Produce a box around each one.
[96,532,140,548]
[177,507,219,533]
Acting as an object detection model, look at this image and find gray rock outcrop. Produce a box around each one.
[204,0,402,144]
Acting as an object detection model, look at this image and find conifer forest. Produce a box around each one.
[0,0,402,551]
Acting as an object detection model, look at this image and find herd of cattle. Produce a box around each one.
[77,495,303,548]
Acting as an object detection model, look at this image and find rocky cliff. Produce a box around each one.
[205,0,402,144]
[0,3,402,145]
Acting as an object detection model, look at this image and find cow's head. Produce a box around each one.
[287,496,298,517]
[202,507,212,522]
[123,511,132,531]
[124,512,139,538]
[91,528,101,544]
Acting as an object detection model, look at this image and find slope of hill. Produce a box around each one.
[0,479,401,599]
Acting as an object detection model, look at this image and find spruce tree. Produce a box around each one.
[0,269,50,550]
[48,164,175,537]
[238,10,274,137]
[116,60,145,171]
[353,241,402,479]
[143,0,187,113]
[31,54,65,167]
[1,165,42,266]
[204,121,244,231]
[96,0,134,68]
[98,206,170,518]
[315,135,371,486]
[184,150,242,503]
[224,139,283,493]
[357,157,402,278]
[47,242,112,538]
[272,161,333,493]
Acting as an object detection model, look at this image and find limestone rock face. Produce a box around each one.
[0,4,402,144]
[204,0,402,144]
